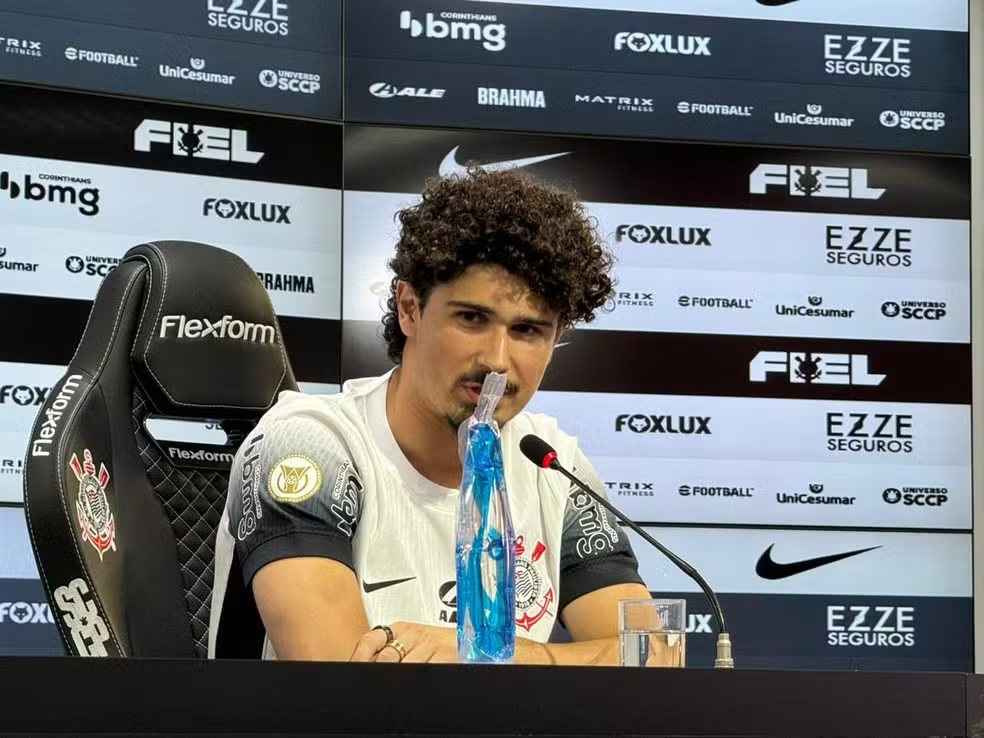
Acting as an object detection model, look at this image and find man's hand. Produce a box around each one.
[351,622,459,664]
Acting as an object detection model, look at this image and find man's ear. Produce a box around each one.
[395,281,421,339]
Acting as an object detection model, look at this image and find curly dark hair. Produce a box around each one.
[381,166,615,364]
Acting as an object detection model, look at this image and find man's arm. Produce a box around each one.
[521,447,653,665]
[227,416,369,661]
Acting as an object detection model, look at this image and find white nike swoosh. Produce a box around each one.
[438,146,571,178]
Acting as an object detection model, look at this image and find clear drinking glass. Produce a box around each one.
[619,599,686,667]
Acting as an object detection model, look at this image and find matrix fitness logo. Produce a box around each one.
[0,171,100,216]
[206,0,289,36]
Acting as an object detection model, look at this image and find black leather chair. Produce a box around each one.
[23,241,296,658]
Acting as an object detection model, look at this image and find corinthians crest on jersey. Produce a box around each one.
[514,536,555,633]
[70,448,116,560]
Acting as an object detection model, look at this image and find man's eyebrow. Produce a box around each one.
[446,300,555,328]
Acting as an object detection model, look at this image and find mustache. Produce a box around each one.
[458,373,519,396]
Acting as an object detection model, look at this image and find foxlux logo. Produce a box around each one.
[827,605,915,647]
[0,385,48,406]
[750,351,885,386]
[615,414,711,435]
[134,120,264,163]
[616,225,711,246]
[203,198,290,224]
[750,165,885,200]
[207,0,289,37]
[0,171,100,216]
[0,602,53,624]
[826,226,912,268]
[159,314,276,344]
[824,35,911,78]
[399,10,506,52]
[613,32,710,56]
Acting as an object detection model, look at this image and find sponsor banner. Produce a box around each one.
[0,577,63,656]
[524,392,970,466]
[0,507,40,579]
[342,321,971,404]
[467,0,969,33]
[343,124,970,219]
[343,193,970,322]
[0,0,340,53]
[591,269,967,343]
[345,58,967,154]
[0,294,341,385]
[594,455,969,529]
[0,156,341,247]
[628,527,970,596]
[0,362,68,435]
[0,431,27,504]
[345,1,968,91]
[0,10,340,120]
[0,83,341,187]
[0,229,341,321]
[662,591,971,672]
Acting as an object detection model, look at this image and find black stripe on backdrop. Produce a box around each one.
[0,83,342,188]
[341,320,970,404]
[343,124,970,219]
[0,294,340,384]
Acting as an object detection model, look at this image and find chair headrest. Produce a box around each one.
[126,241,289,417]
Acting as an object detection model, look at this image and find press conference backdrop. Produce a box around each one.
[0,0,972,671]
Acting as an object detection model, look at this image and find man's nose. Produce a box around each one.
[477,326,509,374]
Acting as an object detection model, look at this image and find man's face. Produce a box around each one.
[397,264,560,429]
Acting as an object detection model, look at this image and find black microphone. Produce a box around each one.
[519,433,734,669]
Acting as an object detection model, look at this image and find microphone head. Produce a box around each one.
[520,434,559,470]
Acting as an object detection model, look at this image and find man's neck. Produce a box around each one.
[385,366,463,489]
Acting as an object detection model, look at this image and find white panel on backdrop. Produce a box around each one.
[630,527,971,596]
[590,455,969,529]
[524,391,971,467]
[342,191,969,324]
[0,155,340,249]
[591,268,967,342]
[0,226,341,320]
[466,0,969,32]
[0,362,70,435]
[0,508,37,578]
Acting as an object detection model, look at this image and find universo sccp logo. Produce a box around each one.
[880,300,946,320]
[259,69,320,95]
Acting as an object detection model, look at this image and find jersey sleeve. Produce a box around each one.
[558,447,645,611]
[226,414,365,587]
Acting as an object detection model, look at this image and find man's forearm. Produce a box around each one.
[515,636,620,666]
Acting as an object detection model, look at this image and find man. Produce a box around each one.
[208,167,653,664]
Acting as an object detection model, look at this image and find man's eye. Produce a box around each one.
[460,311,484,323]
[513,324,542,337]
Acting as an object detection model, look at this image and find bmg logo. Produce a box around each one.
[399,10,506,52]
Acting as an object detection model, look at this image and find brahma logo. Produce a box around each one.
[159,314,276,343]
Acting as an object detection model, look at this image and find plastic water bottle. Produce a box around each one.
[455,372,516,663]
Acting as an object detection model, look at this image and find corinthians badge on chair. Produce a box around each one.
[70,449,117,560]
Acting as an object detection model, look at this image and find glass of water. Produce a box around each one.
[619,599,686,668]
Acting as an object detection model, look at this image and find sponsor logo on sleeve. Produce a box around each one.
[268,453,322,503]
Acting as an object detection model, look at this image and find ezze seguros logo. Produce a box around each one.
[134,119,264,163]
[207,0,288,37]
[826,225,912,268]
[826,412,913,454]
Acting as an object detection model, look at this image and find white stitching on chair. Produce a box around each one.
[137,242,288,411]
[26,265,144,657]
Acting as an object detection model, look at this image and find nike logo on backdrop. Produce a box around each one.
[362,576,416,594]
[755,544,880,580]
[756,0,800,5]
[438,146,570,178]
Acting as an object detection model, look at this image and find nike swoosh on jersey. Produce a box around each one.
[438,146,571,178]
[755,544,880,580]
[362,576,416,594]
